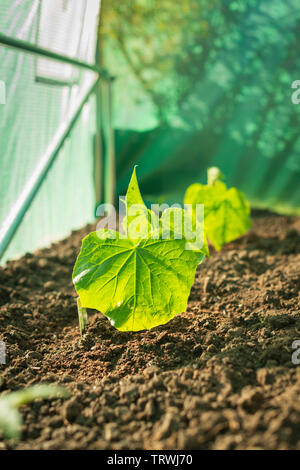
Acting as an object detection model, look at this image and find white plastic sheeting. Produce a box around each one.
[0,0,101,263]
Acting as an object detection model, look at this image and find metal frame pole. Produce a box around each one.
[0,73,100,260]
[102,79,116,205]
[0,12,117,260]
[0,32,110,79]
[94,10,104,207]
[94,11,116,207]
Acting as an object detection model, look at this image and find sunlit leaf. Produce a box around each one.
[184,168,251,250]
[73,169,208,332]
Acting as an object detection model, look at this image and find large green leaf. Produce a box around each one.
[160,207,209,260]
[73,168,208,331]
[184,169,251,250]
[73,229,200,331]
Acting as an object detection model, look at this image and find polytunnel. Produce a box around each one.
[0,0,115,264]
[1,0,300,264]
[1,0,300,453]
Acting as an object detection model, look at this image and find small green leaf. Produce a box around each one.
[126,166,145,211]
[0,385,70,440]
[0,405,21,441]
[121,166,158,238]
[184,169,251,250]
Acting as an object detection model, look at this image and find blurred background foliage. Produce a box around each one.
[100,0,300,214]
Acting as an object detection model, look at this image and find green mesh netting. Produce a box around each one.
[102,0,300,214]
[0,0,100,263]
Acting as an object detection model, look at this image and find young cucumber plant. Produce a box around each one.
[73,168,209,333]
[184,167,251,251]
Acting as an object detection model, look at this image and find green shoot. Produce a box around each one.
[0,384,70,440]
[184,167,252,250]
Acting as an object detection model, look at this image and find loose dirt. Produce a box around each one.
[0,211,300,450]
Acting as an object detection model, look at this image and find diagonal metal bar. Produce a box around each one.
[0,73,100,260]
[0,32,111,80]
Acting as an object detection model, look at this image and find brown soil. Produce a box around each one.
[0,212,300,450]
